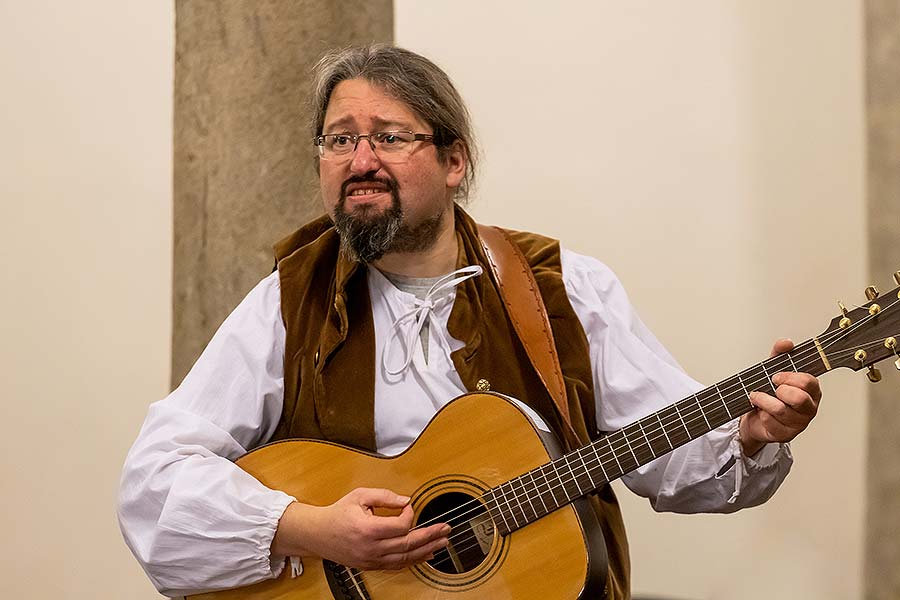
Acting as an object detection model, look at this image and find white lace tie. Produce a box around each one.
[381,265,483,376]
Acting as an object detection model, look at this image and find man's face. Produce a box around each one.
[319,78,465,263]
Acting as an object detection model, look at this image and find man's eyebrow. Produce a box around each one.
[371,117,414,130]
[322,115,356,131]
[323,115,416,132]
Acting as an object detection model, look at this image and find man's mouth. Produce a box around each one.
[348,187,388,197]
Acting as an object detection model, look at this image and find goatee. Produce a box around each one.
[333,177,445,263]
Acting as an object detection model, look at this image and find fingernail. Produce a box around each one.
[441,525,452,535]
[398,495,411,504]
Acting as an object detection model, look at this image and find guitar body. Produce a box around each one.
[189,393,608,600]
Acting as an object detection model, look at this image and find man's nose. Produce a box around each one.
[349,137,382,175]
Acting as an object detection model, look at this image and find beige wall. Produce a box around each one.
[0,2,173,598]
[1,1,868,599]
[397,1,867,599]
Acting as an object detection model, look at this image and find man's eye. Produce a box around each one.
[332,135,352,147]
[382,134,399,144]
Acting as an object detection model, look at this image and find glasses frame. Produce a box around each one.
[313,130,435,162]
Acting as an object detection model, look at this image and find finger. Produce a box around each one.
[380,533,451,570]
[353,487,411,510]
[743,410,799,443]
[378,522,451,555]
[772,371,822,404]
[769,338,795,358]
[773,384,818,417]
[748,391,808,427]
[366,504,417,539]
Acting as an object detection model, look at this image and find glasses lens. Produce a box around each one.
[323,134,354,156]
[371,131,415,154]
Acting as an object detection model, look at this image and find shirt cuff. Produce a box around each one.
[263,494,299,579]
[717,418,792,504]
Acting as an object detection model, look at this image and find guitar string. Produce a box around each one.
[355,315,899,594]
[428,317,896,543]
[342,303,899,592]
[385,340,892,572]
[339,295,899,591]
[444,300,900,541]
[358,330,884,588]
[357,335,894,595]
[403,332,867,536]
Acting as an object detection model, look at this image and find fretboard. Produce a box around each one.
[482,338,828,536]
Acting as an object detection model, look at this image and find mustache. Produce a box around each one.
[339,175,398,201]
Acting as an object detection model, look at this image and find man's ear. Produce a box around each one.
[443,140,467,189]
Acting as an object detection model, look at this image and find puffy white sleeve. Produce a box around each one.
[117,272,296,597]
[560,249,792,513]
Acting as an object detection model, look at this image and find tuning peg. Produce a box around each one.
[865,286,880,301]
[894,271,900,286]
[867,366,883,383]
[837,301,852,328]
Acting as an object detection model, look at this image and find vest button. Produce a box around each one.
[476,378,491,392]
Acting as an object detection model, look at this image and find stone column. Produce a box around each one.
[173,1,392,384]
[865,1,900,599]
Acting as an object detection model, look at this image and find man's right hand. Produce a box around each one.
[271,487,451,571]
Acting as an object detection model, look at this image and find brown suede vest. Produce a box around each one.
[272,206,631,599]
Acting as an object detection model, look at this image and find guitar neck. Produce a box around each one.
[483,338,829,536]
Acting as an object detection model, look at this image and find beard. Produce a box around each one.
[332,176,445,264]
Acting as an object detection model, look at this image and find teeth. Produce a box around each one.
[350,188,385,196]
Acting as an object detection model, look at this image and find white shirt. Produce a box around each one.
[117,248,791,597]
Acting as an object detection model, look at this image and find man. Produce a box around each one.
[118,45,820,599]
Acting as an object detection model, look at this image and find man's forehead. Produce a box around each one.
[323,78,425,129]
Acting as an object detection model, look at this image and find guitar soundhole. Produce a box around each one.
[418,491,495,575]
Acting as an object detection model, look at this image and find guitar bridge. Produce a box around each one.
[323,560,372,600]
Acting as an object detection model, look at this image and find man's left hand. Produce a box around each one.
[739,338,822,457]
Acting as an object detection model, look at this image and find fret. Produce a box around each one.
[635,419,656,460]
[665,405,691,447]
[500,481,522,529]
[694,395,711,430]
[541,463,561,510]
[759,362,775,396]
[576,448,597,489]
[621,428,640,466]
[714,383,732,419]
[596,435,625,481]
[680,398,709,439]
[528,469,550,515]
[488,489,512,534]
[590,441,610,482]
[782,349,797,372]
[606,429,637,473]
[564,454,584,496]
[605,431,630,474]
[653,412,673,452]
[643,415,670,458]
[671,403,692,441]
[519,474,539,522]
[736,373,750,399]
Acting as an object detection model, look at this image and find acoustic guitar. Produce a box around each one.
[190,275,900,600]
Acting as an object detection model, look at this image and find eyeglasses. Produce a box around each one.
[313,131,435,162]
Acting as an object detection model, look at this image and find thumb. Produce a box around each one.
[769,338,794,358]
[354,487,410,510]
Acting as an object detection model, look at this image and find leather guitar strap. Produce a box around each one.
[477,224,579,443]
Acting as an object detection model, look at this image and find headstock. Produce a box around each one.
[817,272,900,382]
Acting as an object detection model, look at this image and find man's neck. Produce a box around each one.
[372,217,458,277]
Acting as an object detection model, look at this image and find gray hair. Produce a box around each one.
[310,44,478,202]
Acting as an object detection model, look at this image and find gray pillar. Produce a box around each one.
[865,1,900,599]
[172,1,392,384]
